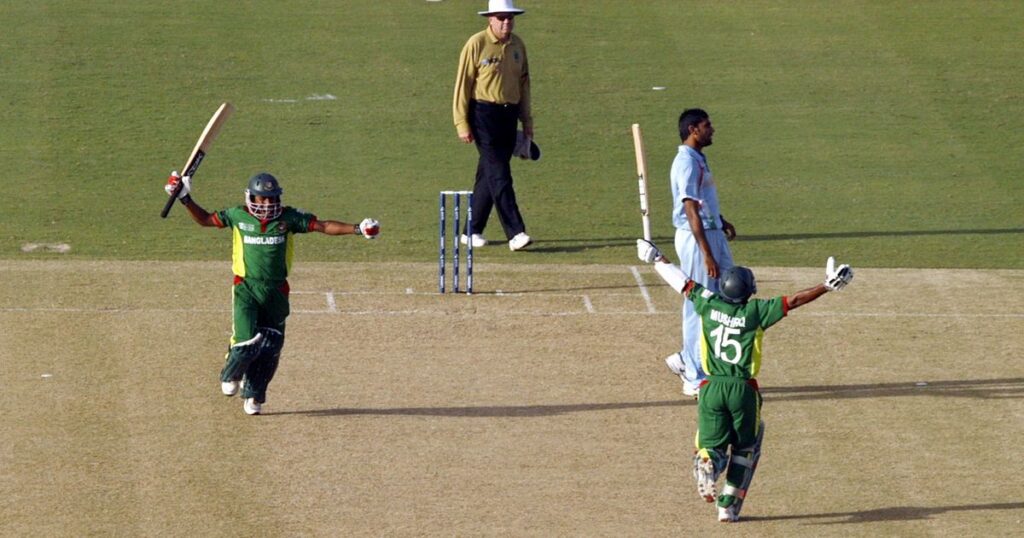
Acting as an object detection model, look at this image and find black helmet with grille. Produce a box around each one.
[719,266,757,304]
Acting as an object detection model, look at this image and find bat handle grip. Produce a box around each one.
[160,186,180,218]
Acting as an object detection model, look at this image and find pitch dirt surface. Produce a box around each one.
[2,260,1022,536]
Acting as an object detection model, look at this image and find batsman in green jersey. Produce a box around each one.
[637,239,853,523]
[165,171,380,415]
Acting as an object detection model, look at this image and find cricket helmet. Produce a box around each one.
[719,266,757,304]
[246,172,283,220]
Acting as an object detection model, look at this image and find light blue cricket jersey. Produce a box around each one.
[671,145,721,231]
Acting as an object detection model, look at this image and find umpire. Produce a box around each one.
[453,0,533,252]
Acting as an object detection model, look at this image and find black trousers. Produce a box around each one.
[467,100,526,239]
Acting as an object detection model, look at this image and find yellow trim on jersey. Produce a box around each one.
[285,231,294,273]
[751,328,765,378]
[699,317,711,376]
[231,227,246,277]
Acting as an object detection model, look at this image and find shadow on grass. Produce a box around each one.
[742,227,1024,242]
[745,501,1024,524]
[524,227,1024,253]
[272,377,1023,417]
[523,235,673,253]
[274,399,687,418]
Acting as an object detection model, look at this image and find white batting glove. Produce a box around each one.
[636,239,662,264]
[164,171,192,200]
[358,218,380,239]
[824,256,854,291]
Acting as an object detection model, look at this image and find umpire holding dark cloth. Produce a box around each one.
[453,0,534,252]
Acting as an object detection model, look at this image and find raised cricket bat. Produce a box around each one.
[631,123,652,241]
[161,102,235,218]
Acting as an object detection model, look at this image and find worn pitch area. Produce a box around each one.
[2,261,1022,536]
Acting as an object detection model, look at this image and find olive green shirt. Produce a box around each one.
[453,26,532,136]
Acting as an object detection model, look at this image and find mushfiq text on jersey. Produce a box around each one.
[710,309,747,328]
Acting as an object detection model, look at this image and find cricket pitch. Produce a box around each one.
[1,260,1022,536]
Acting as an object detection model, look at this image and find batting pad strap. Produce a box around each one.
[231,332,264,348]
[655,261,688,294]
[722,484,746,499]
[730,454,754,468]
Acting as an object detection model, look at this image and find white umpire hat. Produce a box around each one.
[514,130,541,161]
[479,0,525,16]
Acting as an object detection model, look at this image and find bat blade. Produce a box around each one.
[161,102,235,218]
[631,123,652,241]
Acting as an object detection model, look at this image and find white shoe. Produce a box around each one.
[508,232,532,251]
[694,453,719,503]
[718,504,739,523]
[460,234,488,247]
[665,353,700,397]
[243,398,262,415]
[221,380,239,396]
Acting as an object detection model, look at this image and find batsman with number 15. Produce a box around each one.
[637,238,854,523]
[164,171,380,415]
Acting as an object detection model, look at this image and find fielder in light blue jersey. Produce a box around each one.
[667,108,737,397]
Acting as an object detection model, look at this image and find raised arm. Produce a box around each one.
[637,239,694,295]
[786,284,829,309]
[312,218,380,238]
[165,173,219,227]
[787,257,854,310]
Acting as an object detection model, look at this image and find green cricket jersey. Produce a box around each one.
[687,283,789,379]
[212,206,317,283]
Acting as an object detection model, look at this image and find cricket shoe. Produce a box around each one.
[718,504,739,523]
[665,352,700,398]
[221,380,240,397]
[460,234,488,247]
[243,398,262,415]
[693,453,720,503]
[508,232,532,251]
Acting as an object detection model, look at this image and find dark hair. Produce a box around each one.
[678,108,709,141]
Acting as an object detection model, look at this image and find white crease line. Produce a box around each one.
[582,294,595,314]
[630,266,656,314]
[294,309,660,317]
[296,289,652,298]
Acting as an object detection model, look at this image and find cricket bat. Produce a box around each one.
[631,123,652,241]
[161,102,236,218]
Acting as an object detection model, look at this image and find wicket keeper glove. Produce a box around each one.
[165,171,192,200]
[824,256,854,291]
[358,218,380,239]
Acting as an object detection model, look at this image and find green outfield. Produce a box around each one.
[2,1,1021,267]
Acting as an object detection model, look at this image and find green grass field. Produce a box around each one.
[2,1,1021,267]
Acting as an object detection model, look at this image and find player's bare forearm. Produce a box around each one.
[787,284,829,310]
[180,197,219,227]
[692,227,718,277]
[313,219,359,236]
[684,200,718,273]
